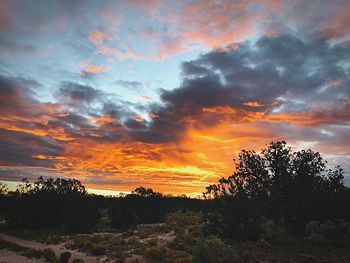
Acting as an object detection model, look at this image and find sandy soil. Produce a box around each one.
[0,233,111,263]
[0,249,46,263]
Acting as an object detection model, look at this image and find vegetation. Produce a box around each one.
[59,251,72,263]
[0,237,43,259]
[0,141,349,262]
[42,248,58,263]
[110,189,204,229]
[204,141,350,240]
[3,177,99,232]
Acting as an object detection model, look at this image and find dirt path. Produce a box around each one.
[0,249,46,263]
[0,233,111,263]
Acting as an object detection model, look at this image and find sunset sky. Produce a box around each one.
[0,0,349,195]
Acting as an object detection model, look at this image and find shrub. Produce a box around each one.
[91,245,106,255]
[256,239,270,248]
[192,236,236,263]
[260,219,289,243]
[304,233,325,243]
[59,251,71,263]
[137,227,154,239]
[148,247,167,261]
[175,256,193,263]
[23,249,43,259]
[305,220,350,239]
[148,238,158,246]
[73,237,93,251]
[91,234,103,243]
[43,248,57,263]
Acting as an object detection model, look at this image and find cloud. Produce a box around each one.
[80,61,110,74]
[0,128,63,168]
[58,82,101,102]
[89,30,111,45]
[0,33,350,194]
[116,80,143,90]
[127,34,349,143]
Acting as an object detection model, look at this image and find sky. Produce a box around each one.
[0,0,349,195]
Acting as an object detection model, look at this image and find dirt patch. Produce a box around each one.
[0,233,112,263]
[0,250,46,263]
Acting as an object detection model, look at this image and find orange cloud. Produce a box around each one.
[89,30,111,45]
[80,60,110,74]
[84,64,110,73]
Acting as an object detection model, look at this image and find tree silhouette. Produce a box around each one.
[5,176,98,232]
[132,187,160,197]
[204,141,349,239]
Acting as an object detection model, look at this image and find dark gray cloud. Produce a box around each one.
[0,128,63,167]
[128,34,350,143]
[116,80,143,91]
[0,75,39,114]
[58,82,101,102]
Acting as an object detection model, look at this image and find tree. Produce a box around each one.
[132,187,160,197]
[5,177,98,232]
[204,141,349,239]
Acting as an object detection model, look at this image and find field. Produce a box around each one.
[1,211,350,263]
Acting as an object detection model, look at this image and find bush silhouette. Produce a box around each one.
[59,251,71,263]
[43,248,57,263]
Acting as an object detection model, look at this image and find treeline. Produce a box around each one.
[0,177,99,232]
[0,141,349,242]
[110,187,204,229]
[0,179,204,233]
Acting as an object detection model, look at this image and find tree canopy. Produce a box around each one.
[204,141,349,240]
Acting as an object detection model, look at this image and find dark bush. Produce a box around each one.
[42,248,57,263]
[192,236,236,263]
[148,247,167,261]
[59,251,71,263]
[91,245,106,256]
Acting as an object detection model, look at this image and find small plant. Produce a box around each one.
[23,249,43,259]
[59,251,71,263]
[192,236,236,263]
[91,245,106,255]
[43,248,58,263]
[260,219,289,243]
[304,233,325,243]
[305,220,350,239]
[257,239,271,248]
[148,247,167,261]
[72,237,93,251]
[175,256,193,263]
[148,238,158,246]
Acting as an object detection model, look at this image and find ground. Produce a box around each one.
[1,212,350,263]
